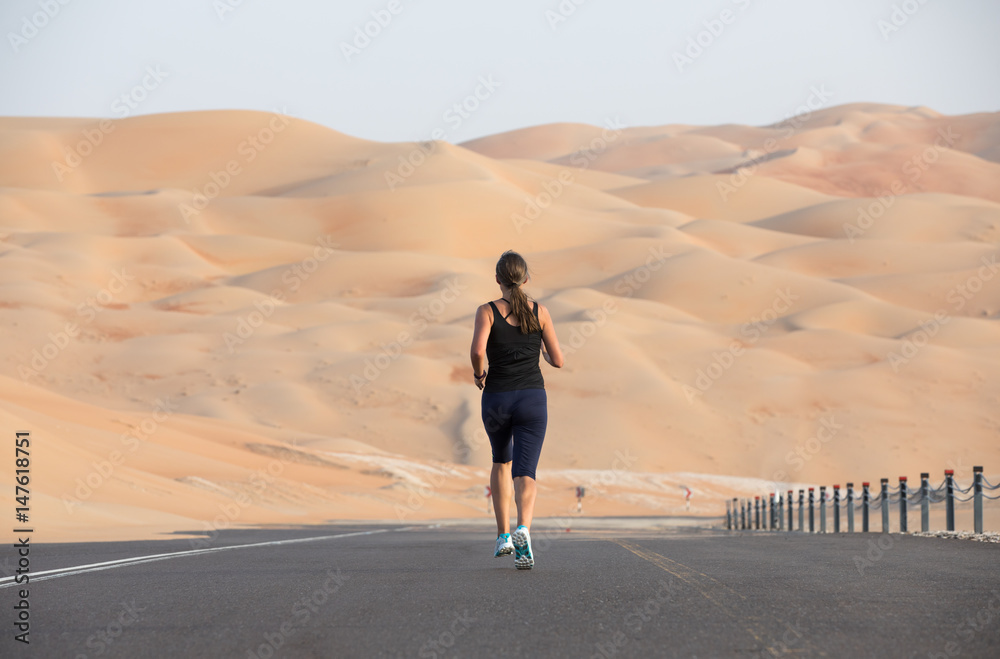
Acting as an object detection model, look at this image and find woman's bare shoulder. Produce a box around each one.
[536,302,555,325]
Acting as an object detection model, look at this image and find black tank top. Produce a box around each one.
[484,300,545,393]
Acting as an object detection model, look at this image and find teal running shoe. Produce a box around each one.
[494,533,513,557]
[511,525,534,569]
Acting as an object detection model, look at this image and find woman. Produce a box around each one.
[470,251,564,569]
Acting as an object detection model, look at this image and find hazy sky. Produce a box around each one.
[1,0,997,143]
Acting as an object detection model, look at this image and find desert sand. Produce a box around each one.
[1,103,998,542]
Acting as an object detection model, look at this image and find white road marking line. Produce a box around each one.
[0,527,410,589]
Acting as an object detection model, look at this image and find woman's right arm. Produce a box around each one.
[471,304,492,388]
[538,304,564,368]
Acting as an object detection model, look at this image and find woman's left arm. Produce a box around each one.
[539,304,564,368]
[470,304,491,389]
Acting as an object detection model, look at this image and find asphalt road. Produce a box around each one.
[2,523,999,658]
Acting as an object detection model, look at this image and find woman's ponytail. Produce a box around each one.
[496,251,541,334]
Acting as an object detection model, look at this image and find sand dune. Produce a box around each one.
[1,104,999,541]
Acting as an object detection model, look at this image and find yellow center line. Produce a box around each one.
[612,539,822,657]
[617,538,748,599]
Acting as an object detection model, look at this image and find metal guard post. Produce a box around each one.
[920,473,929,533]
[898,476,908,534]
[974,466,983,534]
[833,485,841,533]
[862,482,870,533]
[881,478,890,534]
[945,470,955,532]
[808,488,815,533]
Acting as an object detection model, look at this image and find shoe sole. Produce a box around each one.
[511,528,534,569]
[495,545,513,557]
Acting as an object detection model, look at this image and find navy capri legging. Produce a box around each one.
[481,389,547,479]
